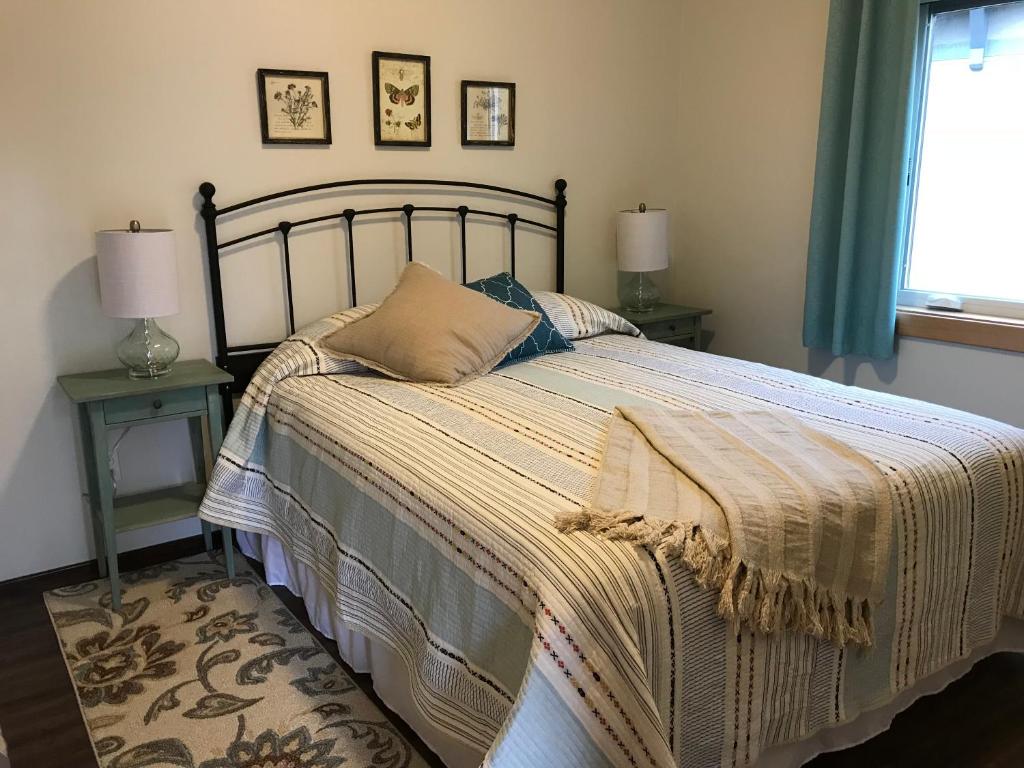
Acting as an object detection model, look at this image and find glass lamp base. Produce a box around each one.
[621,272,661,313]
[116,317,180,379]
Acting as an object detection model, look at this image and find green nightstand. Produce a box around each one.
[614,303,712,350]
[58,359,236,609]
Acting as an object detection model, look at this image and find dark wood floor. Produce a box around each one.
[1,537,1022,768]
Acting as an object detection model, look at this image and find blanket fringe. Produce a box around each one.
[555,509,874,647]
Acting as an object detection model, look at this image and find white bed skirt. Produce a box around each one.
[238,531,485,768]
[239,530,1024,768]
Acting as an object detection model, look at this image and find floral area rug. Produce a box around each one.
[44,551,428,768]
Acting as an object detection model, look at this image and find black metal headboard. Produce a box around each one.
[197,177,567,417]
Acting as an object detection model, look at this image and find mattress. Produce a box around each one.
[200,308,1024,768]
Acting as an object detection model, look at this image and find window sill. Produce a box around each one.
[896,307,1024,354]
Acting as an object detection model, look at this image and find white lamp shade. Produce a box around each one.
[617,208,670,272]
[96,229,179,318]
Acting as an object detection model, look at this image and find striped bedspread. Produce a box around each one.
[200,308,1024,768]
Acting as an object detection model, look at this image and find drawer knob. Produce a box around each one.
[153,398,163,410]
[668,324,676,332]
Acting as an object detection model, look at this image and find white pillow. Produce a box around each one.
[533,292,641,340]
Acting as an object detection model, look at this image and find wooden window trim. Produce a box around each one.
[896,307,1024,353]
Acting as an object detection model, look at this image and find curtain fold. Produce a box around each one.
[803,0,921,359]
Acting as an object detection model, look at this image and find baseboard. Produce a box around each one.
[0,531,232,589]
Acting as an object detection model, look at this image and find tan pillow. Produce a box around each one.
[321,262,540,386]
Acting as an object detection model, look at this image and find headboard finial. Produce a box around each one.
[199,182,216,202]
[555,178,567,194]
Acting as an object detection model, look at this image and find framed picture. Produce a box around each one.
[372,51,431,147]
[461,81,515,147]
[257,69,331,145]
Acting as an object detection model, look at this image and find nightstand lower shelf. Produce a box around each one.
[112,481,207,533]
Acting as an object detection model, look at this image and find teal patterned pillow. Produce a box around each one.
[464,273,574,366]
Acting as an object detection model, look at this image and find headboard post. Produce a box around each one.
[554,178,567,293]
[198,181,233,420]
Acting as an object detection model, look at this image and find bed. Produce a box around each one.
[196,178,1024,768]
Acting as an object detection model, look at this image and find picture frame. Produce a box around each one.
[372,51,431,147]
[257,69,331,145]
[461,80,515,147]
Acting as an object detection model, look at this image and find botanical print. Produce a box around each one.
[473,92,509,138]
[274,83,319,129]
[374,54,429,145]
[258,70,331,144]
[45,552,426,768]
[463,82,514,146]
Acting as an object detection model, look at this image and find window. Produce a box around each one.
[901,0,1024,320]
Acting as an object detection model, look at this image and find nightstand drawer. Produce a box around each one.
[103,386,207,425]
[642,317,697,341]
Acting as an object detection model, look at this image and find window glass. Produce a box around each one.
[904,1,1024,304]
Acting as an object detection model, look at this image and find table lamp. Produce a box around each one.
[96,221,181,379]
[617,203,669,312]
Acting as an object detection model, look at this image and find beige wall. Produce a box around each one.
[675,0,1023,427]
[0,0,685,580]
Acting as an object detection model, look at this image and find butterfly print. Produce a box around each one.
[385,83,419,107]
[404,113,422,131]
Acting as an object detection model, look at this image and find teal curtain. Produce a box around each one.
[803,0,922,359]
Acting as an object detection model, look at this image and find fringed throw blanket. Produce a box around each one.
[557,406,893,646]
